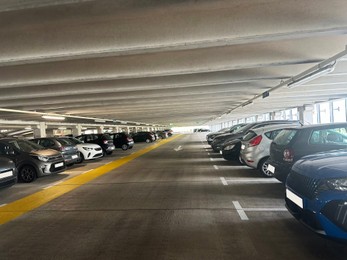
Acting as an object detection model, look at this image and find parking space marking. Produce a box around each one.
[220,177,228,185]
[213,165,219,170]
[244,207,287,212]
[43,185,53,190]
[82,169,95,174]
[0,204,7,207]
[226,178,280,184]
[210,158,214,161]
[233,201,249,220]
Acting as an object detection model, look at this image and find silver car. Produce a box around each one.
[240,124,301,177]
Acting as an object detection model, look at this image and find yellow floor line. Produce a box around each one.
[0,134,182,225]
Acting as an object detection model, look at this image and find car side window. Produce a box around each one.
[86,135,93,142]
[39,139,54,147]
[309,128,347,145]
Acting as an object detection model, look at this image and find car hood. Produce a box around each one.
[76,143,101,148]
[30,149,61,156]
[292,149,347,179]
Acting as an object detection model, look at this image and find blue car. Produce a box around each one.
[285,149,347,241]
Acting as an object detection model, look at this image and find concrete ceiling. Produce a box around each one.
[0,0,347,127]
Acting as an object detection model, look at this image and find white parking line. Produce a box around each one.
[82,169,94,174]
[244,208,287,211]
[210,158,214,161]
[225,178,280,184]
[43,185,53,190]
[233,201,249,220]
[214,165,219,170]
[0,204,7,207]
[220,177,228,185]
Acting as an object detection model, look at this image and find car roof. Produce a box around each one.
[249,124,303,134]
[277,122,347,130]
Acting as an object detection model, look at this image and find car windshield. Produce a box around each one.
[273,129,298,145]
[9,139,44,152]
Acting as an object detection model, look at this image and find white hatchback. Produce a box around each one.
[67,137,103,163]
[240,124,300,177]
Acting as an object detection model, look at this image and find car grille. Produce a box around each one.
[47,154,63,162]
[321,200,347,232]
[286,170,321,199]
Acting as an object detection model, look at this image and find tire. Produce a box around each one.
[76,152,84,163]
[121,144,128,150]
[258,158,274,177]
[19,165,37,183]
[145,139,151,143]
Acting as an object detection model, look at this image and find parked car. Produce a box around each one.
[131,132,155,143]
[286,149,347,241]
[31,137,80,166]
[240,124,301,177]
[109,133,134,150]
[65,137,103,163]
[0,157,17,188]
[156,131,168,139]
[163,129,173,136]
[75,134,115,155]
[207,124,247,145]
[268,123,347,183]
[0,138,65,183]
[215,120,301,154]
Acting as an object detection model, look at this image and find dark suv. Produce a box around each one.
[0,138,65,183]
[268,122,347,183]
[31,137,80,165]
[76,134,115,155]
[109,133,134,150]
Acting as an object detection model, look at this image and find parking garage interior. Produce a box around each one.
[1,0,347,259]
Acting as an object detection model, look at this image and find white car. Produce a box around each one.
[67,137,103,163]
[240,124,301,177]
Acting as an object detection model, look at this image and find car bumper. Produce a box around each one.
[36,160,66,176]
[0,168,17,188]
[285,187,347,240]
[266,159,292,183]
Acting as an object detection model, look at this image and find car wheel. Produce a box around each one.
[77,152,84,163]
[258,158,273,177]
[145,139,151,143]
[19,165,37,183]
[121,144,128,150]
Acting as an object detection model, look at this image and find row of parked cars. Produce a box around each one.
[207,121,347,241]
[0,130,172,185]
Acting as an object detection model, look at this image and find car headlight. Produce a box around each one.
[326,178,347,191]
[37,155,49,162]
[83,147,93,151]
[224,144,235,151]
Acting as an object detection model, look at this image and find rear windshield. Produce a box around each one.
[273,129,298,146]
[242,131,257,141]
[58,138,75,146]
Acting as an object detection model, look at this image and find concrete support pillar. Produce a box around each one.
[46,128,54,137]
[298,105,314,125]
[97,126,104,134]
[72,124,82,136]
[126,126,130,134]
[33,122,46,138]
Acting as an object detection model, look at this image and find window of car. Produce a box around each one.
[265,130,283,140]
[9,139,43,152]
[242,131,257,141]
[58,138,74,146]
[309,127,347,145]
[38,139,55,147]
[273,129,298,145]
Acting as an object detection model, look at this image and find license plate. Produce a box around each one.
[286,189,303,208]
[0,170,13,179]
[55,162,64,168]
[241,144,245,150]
[72,155,78,159]
[267,164,275,173]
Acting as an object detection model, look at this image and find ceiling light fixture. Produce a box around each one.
[287,63,335,88]
[42,115,65,120]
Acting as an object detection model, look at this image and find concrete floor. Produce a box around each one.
[0,133,346,259]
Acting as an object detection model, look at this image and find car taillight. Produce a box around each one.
[249,135,262,147]
[127,138,133,142]
[103,140,108,144]
[283,148,294,162]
